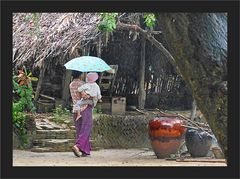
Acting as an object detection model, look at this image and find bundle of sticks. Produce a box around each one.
[155,109,212,135]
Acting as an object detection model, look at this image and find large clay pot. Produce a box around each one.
[185,129,212,157]
[148,115,186,159]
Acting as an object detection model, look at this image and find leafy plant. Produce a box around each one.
[53,105,71,124]
[143,13,156,28]
[12,67,36,146]
[16,67,38,87]
[12,105,28,145]
[98,13,118,32]
[93,105,102,114]
[98,13,156,32]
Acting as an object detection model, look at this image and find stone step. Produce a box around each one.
[31,147,55,152]
[35,129,76,139]
[32,139,75,152]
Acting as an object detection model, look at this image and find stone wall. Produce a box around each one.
[13,131,21,149]
[91,114,156,149]
[13,113,156,150]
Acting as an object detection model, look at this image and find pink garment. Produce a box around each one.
[69,79,88,113]
[86,72,98,83]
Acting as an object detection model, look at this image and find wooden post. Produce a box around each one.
[97,35,102,57]
[61,49,80,108]
[85,43,90,56]
[83,45,90,80]
[97,35,105,89]
[138,37,146,110]
[34,62,47,102]
[61,70,72,107]
[190,99,197,120]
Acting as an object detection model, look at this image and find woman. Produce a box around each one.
[69,70,93,157]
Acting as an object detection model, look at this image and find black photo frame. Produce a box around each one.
[1,0,239,179]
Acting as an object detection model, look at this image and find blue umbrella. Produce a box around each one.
[64,56,112,72]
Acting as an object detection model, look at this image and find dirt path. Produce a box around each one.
[13,149,226,167]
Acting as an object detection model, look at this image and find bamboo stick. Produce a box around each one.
[135,108,148,114]
[33,91,55,101]
[176,158,226,163]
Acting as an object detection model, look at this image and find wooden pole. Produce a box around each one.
[138,36,146,110]
[97,35,102,58]
[62,51,78,108]
[190,99,197,120]
[97,35,103,83]
[176,158,226,163]
[33,91,55,101]
[34,62,47,102]
[61,70,72,107]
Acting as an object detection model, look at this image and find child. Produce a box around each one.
[75,72,102,120]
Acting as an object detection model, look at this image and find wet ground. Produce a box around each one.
[13,149,226,167]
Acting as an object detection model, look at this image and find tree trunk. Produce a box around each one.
[157,13,228,158]
[138,37,146,110]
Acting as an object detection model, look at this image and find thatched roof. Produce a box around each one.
[13,13,101,69]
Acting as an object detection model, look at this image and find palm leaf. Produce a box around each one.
[30,77,38,81]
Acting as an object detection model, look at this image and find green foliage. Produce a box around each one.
[12,105,28,145]
[13,74,35,111]
[143,13,156,28]
[12,69,36,146]
[24,13,40,22]
[93,105,102,114]
[98,13,118,32]
[15,86,35,110]
[98,13,156,33]
[53,105,71,124]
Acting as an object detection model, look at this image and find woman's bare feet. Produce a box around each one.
[71,145,81,157]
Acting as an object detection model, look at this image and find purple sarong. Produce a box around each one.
[73,105,93,155]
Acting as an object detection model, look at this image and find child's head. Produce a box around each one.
[86,72,98,83]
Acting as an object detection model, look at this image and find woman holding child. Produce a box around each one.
[69,71,101,157]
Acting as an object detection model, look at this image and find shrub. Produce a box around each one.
[12,67,36,146]
[53,105,71,124]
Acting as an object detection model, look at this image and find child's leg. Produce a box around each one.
[76,110,81,121]
[75,99,83,121]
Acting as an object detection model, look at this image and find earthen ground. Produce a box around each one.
[13,149,226,167]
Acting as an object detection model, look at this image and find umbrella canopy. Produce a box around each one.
[64,56,112,72]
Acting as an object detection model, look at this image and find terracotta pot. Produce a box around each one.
[148,116,186,158]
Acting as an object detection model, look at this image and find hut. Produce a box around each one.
[13,13,193,113]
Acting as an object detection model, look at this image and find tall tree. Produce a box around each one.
[98,12,228,158]
[157,13,228,158]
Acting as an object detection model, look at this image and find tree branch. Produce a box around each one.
[116,22,182,76]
